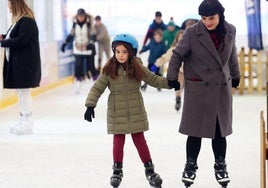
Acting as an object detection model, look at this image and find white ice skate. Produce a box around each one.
[74,80,82,94]
[10,114,33,135]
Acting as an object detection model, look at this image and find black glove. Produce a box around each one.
[168,80,180,91]
[61,43,66,53]
[232,79,240,88]
[84,107,95,122]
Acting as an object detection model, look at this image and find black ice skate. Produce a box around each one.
[141,83,147,92]
[175,96,181,111]
[110,162,123,188]
[214,157,230,188]
[182,158,198,187]
[144,160,162,188]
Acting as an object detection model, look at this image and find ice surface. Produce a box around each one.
[0,80,266,188]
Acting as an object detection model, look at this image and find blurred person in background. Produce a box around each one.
[155,30,185,111]
[139,29,167,91]
[61,8,99,94]
[91,15,111,71]
[180,18,199,30]
[162,17,180,48]
[142,11,166,47]
[0,0,41,135]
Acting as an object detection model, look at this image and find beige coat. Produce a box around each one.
[167,21,240,138]
[155,47,174,67]
[85,59,170,134]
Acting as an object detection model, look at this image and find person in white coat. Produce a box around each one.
[61,8,99,94]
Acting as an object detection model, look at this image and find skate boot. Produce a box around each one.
[110,162,123,188]
[214,157,230,188]
[175,96,181,111]
[141,83,147,92]
[10,113,33,135]
[144,160,162,188]
[92,71,100,81]
[182,158,198,187]
[74,78,83,94]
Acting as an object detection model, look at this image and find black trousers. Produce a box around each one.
[74,55,98,79]
[186,118,227,162]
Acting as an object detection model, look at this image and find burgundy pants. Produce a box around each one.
[113,132,152,163]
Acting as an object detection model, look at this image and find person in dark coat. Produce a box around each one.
[84,33,179,188]
[0,0,41,135]
[142,11,167,47]
[167,0,240,187]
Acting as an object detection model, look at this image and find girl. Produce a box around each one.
[155,30,185,111]
[0,0,41,135]
[167,0,240,187]
[84,33,179,188]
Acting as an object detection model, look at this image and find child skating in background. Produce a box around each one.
[155,30,184,111]
[156,19,197,111]
[84,33,179,188]
[139,29,167,91]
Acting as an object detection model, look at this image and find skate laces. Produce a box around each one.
[112,163,123,176]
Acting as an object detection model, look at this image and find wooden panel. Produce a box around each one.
[260,111,267,188]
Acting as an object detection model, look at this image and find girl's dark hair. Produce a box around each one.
[102,42,145,81]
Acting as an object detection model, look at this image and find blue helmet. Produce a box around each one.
[112,33,139,55]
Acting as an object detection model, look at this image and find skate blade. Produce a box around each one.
[182,179,194,187]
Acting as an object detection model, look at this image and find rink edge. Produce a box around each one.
[0,76,74,110]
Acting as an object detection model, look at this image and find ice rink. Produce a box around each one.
[0,81,266,188]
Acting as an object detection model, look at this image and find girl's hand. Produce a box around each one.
[0,35,3,42]
[168,80,180,91]
[84,107,95,122]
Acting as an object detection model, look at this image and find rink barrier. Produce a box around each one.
[0,76,73,110]
[260,110,268,188]
[237,47,268,95]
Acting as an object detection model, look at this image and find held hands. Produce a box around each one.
[84,107,95,122]
[231,79,240,88]
[168,80,180,91]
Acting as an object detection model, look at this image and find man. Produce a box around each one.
[91,15,111,70]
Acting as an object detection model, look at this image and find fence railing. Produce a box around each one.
[237,47,268,95]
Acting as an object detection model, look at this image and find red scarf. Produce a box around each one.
[209,30,220,50]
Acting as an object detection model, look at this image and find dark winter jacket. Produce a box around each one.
[1,17,41,88]
[140,39,167,65]
[167,21,240,138]
[85,58,171,134]
[143,20,167,45]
